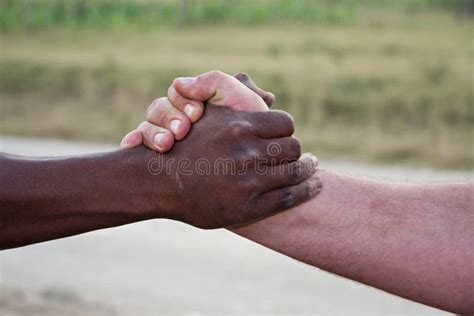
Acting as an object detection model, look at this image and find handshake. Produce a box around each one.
[118,71,322,229]
[1,70,472,314]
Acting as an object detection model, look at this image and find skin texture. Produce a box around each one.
[234,171,474,314]
[0,107,321,249]
[121,71,274,152]
[128,71,474,314]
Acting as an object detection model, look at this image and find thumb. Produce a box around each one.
[173,70,268,111]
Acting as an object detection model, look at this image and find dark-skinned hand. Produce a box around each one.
[137,105,320,229]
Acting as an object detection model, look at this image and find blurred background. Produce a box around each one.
[0,1,473,315]
[0,0,473,168]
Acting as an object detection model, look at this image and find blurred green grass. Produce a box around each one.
[0,0,473,168]
[1,0,473,31]
[0,0,359,30]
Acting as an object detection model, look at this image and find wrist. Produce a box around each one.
[116,146,180,221]
[59,148,159,222]
[103,147,161,221]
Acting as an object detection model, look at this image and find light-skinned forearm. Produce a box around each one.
[233,170,474,314]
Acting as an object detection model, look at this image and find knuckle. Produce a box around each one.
[241,173,259,190]
[280,187,297,209]
[202,70,227,86]
[254,145,270,162]
[228,120,250,137]
[304,180,314,198]
[236,147,257,166]
[148,98,173,125]
[167,86,187,108]
[207,70,224,79]
[146,98,166,117]
[290,161,303,179]
[137,123,155,142]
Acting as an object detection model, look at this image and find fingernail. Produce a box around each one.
[184,103,195,118]
[170,119,181,135]
[176,77,195,86]
[154,133,166,149]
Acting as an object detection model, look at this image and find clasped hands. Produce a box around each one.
[120,71,322,229]
[3,70,471,314]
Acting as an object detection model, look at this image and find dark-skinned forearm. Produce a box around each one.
[0,149,155,249]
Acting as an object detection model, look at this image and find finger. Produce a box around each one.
[258,136,301,164]
[246,110,295,138]
[173,70,233,101]
[137,121,174,153]
[120,130,143,149]
[173,70,268,111]
[167,85,204,123]
[261,153,319,191]
[257,174,323,216]
[146,97,191,141]
[234,72,275,107]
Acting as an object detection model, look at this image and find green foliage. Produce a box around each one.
[3,0,465,31]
